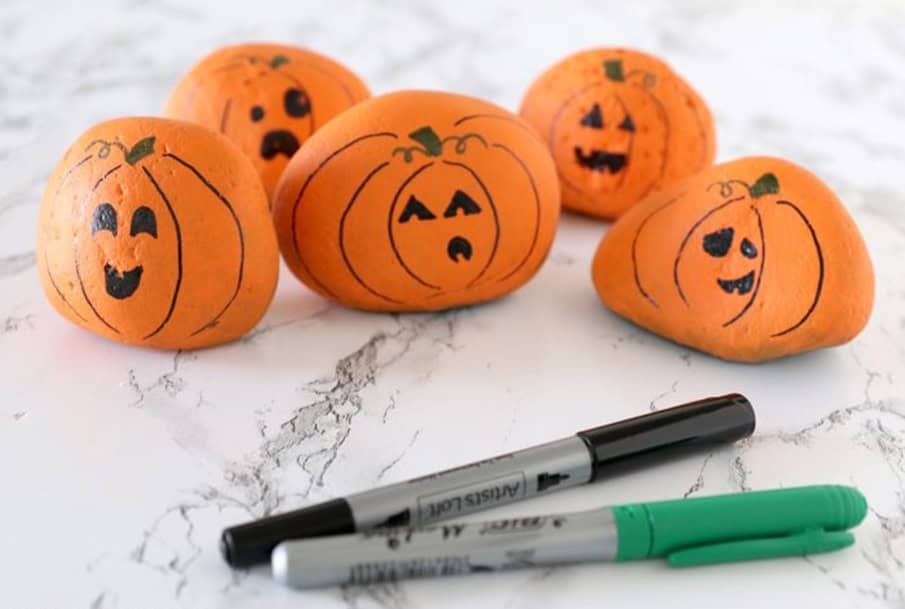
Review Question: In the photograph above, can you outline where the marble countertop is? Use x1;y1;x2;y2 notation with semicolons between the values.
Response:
3;0;905;607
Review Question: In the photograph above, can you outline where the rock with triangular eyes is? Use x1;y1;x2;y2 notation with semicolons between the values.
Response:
520;48;715;220
592;157;875;362
272;90;561;312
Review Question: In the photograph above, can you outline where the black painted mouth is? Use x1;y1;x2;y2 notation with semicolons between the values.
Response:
104;264;143;299
260;130;300;160
717;271;755;296
447;236;473;263
574;147;627;174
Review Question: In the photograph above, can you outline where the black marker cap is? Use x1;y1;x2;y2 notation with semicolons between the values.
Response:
220;498;354;568
578;393;755;481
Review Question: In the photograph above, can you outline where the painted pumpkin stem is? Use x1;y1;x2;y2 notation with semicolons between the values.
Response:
748;173;780;198
85;137;156;165
270;54;289;69
392;126;487;162
604;59;625;82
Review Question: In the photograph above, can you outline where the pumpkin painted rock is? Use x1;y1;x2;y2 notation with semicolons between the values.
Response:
37;117;279;350
272;90;560;311
520;48;715;220
592;157;874;362
164;43;370;199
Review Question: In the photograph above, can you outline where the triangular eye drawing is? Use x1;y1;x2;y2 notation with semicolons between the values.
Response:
702;227;734;257
398;195;437;223
580;104;603;129
619;114;635;132
444;190;482;218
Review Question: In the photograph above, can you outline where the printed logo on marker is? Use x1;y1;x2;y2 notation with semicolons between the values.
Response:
416;472;527;524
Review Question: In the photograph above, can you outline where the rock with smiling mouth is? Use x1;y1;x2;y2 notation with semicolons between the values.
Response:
590;156;875;363
104;264;143;300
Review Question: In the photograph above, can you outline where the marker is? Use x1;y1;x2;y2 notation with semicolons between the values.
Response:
272;485;867;588
221;393;755;567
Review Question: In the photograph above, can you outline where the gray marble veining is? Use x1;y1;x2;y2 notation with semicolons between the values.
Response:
2;0;904;607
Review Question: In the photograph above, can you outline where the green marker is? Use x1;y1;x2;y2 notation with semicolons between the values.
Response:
272;485;867;588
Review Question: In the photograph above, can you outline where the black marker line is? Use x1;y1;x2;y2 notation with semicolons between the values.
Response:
387;161;442;290
44;252;88;322
673;196;745;304
290;132;399;298
723;206;766;328
338;161;401;304
771;200;825;337
162;153;245;337
630;192;684;308
491;142;541;283
141;167;183;340
442;160;499;288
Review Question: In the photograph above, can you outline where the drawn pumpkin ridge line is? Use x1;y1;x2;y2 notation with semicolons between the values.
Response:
442;160;500;288
673;195;746;305
338;161;401;304
453;113;546;146
140;167;183;340
491;142;542;283
631;192;686;307
162;152;246;337
628;79;670;201
43;251;88;322
227;53;360;105
387;161;442;291
54;155;93;197
219;99;232;133
72;163;128;335
770;200;825;337
722;206;766;328
290;131;399;298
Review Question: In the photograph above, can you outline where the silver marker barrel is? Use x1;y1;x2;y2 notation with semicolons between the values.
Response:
221;394;754;567
272;510;618;588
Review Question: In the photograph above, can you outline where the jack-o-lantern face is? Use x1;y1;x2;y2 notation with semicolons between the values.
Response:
592;157;874;362
37;117;279;350
272;91;561;312
520;49;715;219
390;162;499;291
165;43;371;200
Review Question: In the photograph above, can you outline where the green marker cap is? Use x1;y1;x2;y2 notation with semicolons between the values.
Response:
613;485;867;567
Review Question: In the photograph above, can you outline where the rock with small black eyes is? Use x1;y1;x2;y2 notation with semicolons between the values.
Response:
592;156;875;362
36;117;279;349
165;42;370;200
271;90;561;312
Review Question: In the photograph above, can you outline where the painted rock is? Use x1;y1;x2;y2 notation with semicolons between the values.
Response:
520;48;715;219
164;43;370;199
37;117;279;350
272;90;561;311
592;157;874;362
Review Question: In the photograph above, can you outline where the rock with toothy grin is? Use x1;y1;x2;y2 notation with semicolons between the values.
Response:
717;270;755;295
104;263;143;299
573;147;627;174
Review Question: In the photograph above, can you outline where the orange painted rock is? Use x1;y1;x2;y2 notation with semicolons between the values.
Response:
592;157;874;362
37;117;279;350
164;43;370;199
520;48;715;219
272;90;561;311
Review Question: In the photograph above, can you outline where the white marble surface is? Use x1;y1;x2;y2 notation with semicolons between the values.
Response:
3;1;905;607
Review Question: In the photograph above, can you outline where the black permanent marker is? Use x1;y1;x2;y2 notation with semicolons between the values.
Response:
220;393;755;567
